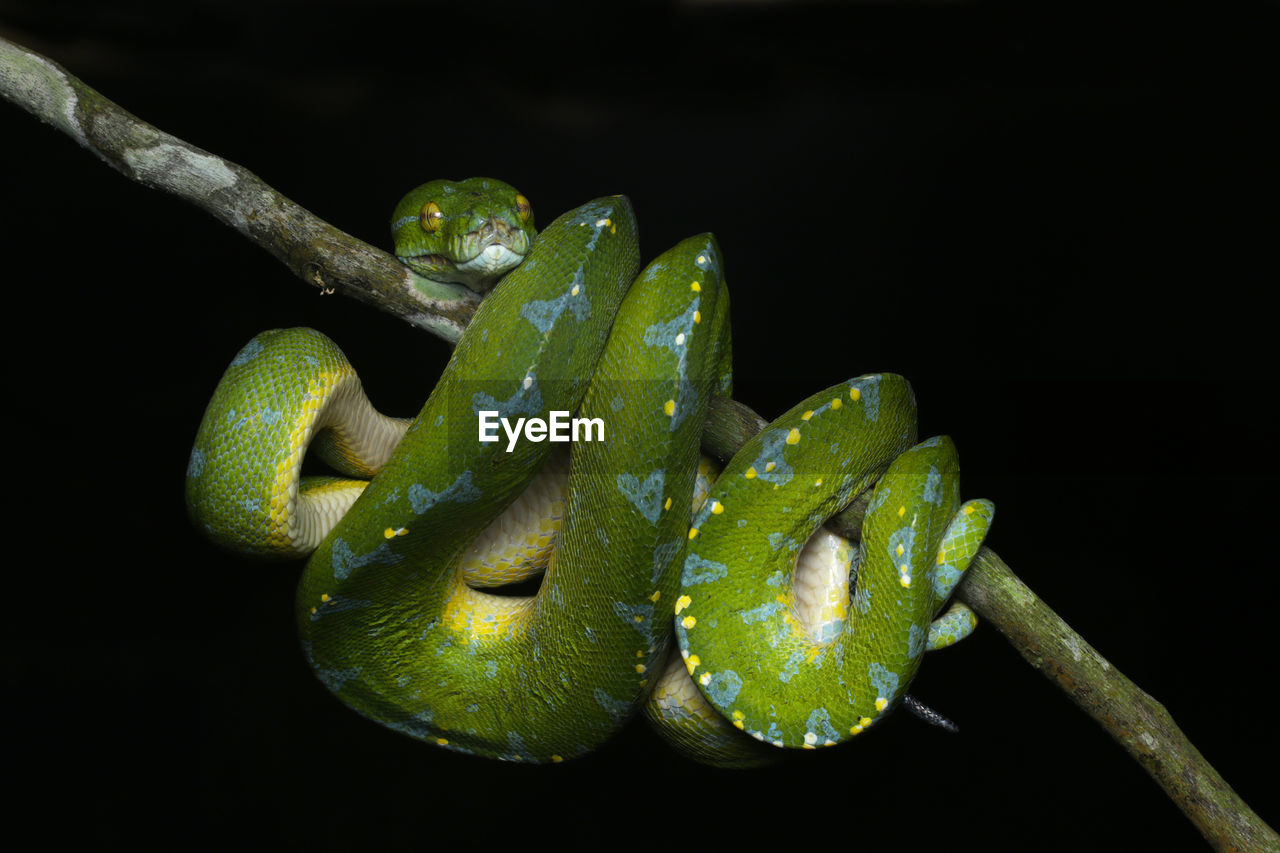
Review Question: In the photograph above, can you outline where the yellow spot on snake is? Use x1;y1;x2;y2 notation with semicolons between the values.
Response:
664;400;676;417
814;478;823;486
850;716;874;735
850;388;861;401
875;697;888;712
801;410;814;421
745;467;757;479
634;615;643;623
765;462;775;473
436;738;449;746
690;281;701;292
551;755;564;763
731;709;745;729
384;526;408;538
688;527;699;539
649;590;661;602
896;544;905;556
636;664;646;674
710;500;723;514
898;505;906;518
320;593;331;603
675;595;692;614
664;497;672;511
964;504;975;515
938;552;947;565
682;616;697;629
699;672;712;685
571;284;581;296
694;310;702;324
384;527;396;539
697;255;706;263
786;428;800;445
900;574;912;588
831;398;842;410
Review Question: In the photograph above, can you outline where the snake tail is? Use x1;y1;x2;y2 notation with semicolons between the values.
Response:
670;377;993;757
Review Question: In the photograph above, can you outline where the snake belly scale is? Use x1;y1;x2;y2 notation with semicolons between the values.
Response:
186;178;992;765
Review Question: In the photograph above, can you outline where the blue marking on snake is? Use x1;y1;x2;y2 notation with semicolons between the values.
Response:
331;537;402;580
616;469;666;524
682;553;729;586
703;670;743;706
409;471;482;514
230;338;263;366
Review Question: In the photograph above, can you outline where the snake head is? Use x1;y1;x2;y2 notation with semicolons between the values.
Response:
391;177;536;292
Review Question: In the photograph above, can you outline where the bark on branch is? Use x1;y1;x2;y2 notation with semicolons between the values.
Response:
0;35;481;343
3;35;1273;852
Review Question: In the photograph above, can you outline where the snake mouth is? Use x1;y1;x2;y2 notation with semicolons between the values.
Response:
403;251;453;269
400;243;528;289
399;219;531;291
455;242;528;275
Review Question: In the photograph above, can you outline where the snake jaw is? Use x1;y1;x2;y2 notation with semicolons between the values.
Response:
399;217;531;292
455;241;526;281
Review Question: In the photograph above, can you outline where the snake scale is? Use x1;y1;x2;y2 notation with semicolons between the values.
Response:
186;178;993;766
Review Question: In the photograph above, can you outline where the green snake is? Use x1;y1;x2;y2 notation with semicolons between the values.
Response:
186;178;993;766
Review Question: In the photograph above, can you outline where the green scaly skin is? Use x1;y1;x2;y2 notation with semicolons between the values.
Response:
391;177;535;290
187;179;992;766
300;189;730;761
676;425;984;751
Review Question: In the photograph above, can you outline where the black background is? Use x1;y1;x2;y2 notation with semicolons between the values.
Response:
2;1;1276;849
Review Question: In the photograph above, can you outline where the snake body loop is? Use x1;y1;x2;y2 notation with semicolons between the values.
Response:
187;179;992;765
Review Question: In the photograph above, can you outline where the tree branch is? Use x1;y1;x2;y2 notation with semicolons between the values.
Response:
3;35;1272;852
956;549;1276;852
0;35;480;343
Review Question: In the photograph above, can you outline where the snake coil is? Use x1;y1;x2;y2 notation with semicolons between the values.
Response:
187;178;992;766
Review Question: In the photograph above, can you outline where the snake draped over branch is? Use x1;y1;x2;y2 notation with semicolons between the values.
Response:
186;178;993;767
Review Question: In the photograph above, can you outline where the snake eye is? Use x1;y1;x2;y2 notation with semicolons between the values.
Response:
420;201;444;232
515;194;532;223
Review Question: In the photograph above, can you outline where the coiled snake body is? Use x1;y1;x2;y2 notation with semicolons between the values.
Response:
187;178;992;766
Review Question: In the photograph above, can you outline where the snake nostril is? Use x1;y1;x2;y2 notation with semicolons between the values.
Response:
479;218;512;245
